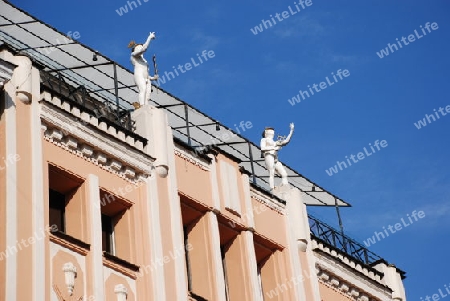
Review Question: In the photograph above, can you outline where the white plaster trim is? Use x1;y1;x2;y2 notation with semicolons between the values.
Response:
284;194;307;301
145;176;166;301
174;146;210;171
207;212;227;301
166;130;188;301
207;154;221;211
250;187;285;214
241;174;255;229
306;242;322;301
31;66;45;301
243;231;263;301
314;251;391;301
4;80;17;301
87;174;105;300
41;104;153;182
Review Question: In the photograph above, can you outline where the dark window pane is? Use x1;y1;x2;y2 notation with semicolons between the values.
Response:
184;226;192;291
49;189;65;232
101;214;113;254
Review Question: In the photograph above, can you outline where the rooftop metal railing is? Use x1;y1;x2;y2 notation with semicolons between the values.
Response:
308;214;382;266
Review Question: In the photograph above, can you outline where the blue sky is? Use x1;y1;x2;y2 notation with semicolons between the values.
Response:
8;0;450;299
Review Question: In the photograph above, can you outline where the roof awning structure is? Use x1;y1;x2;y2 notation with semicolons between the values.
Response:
0;0;350;207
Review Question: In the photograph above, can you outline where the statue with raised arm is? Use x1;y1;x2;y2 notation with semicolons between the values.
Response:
128;32;159;109
260;123;294;190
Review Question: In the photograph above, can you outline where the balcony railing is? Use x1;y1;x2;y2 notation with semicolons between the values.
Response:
308;214;383;266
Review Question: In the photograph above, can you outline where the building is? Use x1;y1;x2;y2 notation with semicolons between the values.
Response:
0;1;407;300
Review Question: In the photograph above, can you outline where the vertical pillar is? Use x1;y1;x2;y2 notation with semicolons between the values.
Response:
206;211;227;301
3;58;18;301
207;154;221;211
142;175;166;301
165;115;189;301
86;174;104;300
133;105;187;300
242;230;264;301
274;186;309;301
6;53;56;301
240;172;255;229
30;63;45;301
0;57;15;301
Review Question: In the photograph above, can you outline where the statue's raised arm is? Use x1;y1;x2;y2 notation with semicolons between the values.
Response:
276;123;295;147
131;32;155;57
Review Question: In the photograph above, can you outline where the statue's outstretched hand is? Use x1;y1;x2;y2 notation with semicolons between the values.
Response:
149;32;156;40
289;123;294;131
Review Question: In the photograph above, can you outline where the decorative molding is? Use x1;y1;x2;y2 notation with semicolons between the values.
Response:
312;238;384;283
114;284;128;301
62;262;77;296
314;250;392;301
41;103;154;183
250;187;285;215
103;253;139;280
0;58;16;88
174;147;210;171
49;232;90;256
317;267;375;301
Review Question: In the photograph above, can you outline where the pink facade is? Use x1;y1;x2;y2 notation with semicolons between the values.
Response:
0;2;407;300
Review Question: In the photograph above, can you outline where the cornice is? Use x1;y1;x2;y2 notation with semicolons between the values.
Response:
312;238;385;283
174;145;210;171
0;58;16;88
250;187;285;215
314;249;392;301
41;103;154;183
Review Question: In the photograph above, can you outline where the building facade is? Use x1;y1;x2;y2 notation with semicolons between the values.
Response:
0;1;406;300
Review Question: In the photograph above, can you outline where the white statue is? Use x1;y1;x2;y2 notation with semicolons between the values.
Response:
128;32;159;109
260;123;294;190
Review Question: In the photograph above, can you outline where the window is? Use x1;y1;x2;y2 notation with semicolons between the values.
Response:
48;164;83;237
180;200;204;295
49;189;65;232
101;214;115;255
99;189;133;262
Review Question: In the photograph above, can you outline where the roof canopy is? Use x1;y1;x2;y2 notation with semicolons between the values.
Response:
0;0;350;207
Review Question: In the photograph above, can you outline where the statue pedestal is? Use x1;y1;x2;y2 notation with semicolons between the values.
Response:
131;105;169;177
272;184;292;196
273;186;309;251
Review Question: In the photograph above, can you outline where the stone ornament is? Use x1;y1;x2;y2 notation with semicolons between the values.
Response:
62;262;77;296
114;284;128;301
